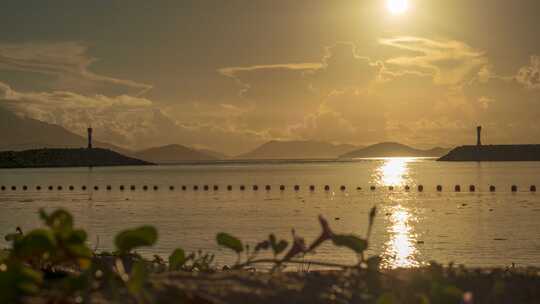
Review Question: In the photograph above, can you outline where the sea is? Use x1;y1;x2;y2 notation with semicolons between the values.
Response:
1;158;539;269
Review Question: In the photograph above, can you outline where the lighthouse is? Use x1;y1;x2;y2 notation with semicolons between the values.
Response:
476;126;482;146
87;127;93;149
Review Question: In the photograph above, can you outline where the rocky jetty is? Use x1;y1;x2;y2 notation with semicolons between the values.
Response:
0;148;153;168
438;145;540;161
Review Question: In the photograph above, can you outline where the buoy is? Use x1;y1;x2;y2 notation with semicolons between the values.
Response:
143;185;148;191
69;185;74;191
309;185;315;191
153;185;158;191
436;185;442;192
11;186;16;191
265;185;271;191
227;185;233;191
48;186;54;191
340;185;346;191
324;185;330;191
130;185;136;191
489;185;496;192
356;186;362;191
120;185;125;191
57;186;63;191
36;186;41;191
240;185;245;191
194;185;199;191
511;185;518;192
404;185;410;191
455;185;461;192
389;186;394;191
253;185;258;191
418;185;424;192
182;185;187;191
107;185;112;191
0;186;5;191
280;185;286;191
531;185;537;192
213;185;219;191
94;186;99;191
22;185;28;191
203;185;209;191
469;185;475;192
169;186;175;191
370;186;376;191
294;185;300;191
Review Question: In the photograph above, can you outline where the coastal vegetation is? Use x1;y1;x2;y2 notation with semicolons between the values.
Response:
1;208;539;303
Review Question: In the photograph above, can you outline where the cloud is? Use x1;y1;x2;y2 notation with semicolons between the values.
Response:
0;42;153;95
516;55;540;89
379;37;488;85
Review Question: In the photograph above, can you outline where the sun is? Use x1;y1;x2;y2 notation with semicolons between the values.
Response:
386;0;409;15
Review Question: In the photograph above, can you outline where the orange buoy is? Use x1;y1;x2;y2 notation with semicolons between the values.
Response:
107;185;112;191
280;185;286;191
469;185;475;192
309;185;315;191
511;185;518;192
153;185;158;191
389;186;394;191
36;186;41;191
455;185;461;192
182;185;187;191
489;185;496;192
120;185;125;191
22;185;28;191
0;186;5;191
11;186;16;191
294;185;300;191
213;185;219;191
57;186;63;191
130;185;136;191
227;185;233;191
253;185;259;191
240;185;245;191
340;185;346;191
530;185;536;192
203;185;209;191
370;186;376;191
265;185;271;191
404;185;410;191
94;186;99;191
82;186;87;191
169;185;175;191
143;185;148;191
325;185;330;191
69;185;74;191
418;185;424;192
436;185;442;192
194;185;199;191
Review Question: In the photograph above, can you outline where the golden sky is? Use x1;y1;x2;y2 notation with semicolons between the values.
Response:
1;0;539;154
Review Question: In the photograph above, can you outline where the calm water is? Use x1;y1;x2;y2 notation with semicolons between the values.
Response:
1;158;539;269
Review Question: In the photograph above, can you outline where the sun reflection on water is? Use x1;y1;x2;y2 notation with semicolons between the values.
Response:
382;205;421;269
374;157;414;187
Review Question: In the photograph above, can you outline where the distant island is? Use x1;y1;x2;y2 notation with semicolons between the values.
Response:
132;144;225;164
0;148;152;169
438;145;540;161
339;142;450;159
237;140;358;160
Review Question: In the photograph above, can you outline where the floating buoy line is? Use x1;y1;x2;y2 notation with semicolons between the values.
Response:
0;184;537;193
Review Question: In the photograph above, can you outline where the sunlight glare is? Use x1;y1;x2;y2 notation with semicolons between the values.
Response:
375;157;412;186
382;205;420;268
386;0;409;15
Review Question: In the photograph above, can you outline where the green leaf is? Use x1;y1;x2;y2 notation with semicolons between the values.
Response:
169;248;186;270
13;229;56;259
216;233;243;253
115;226;158;253
127;261;148;295
332;234;368;254
377;293;395;304
42;209;73;232
66;229;88;244
4;233;22;242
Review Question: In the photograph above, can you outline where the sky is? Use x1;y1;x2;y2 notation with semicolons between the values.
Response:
1;0;539;155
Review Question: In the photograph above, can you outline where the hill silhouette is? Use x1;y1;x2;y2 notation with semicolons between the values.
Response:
0;148;152;168
340;142;450;158
133;144;222;163
237;140;358;160
0;107;129;154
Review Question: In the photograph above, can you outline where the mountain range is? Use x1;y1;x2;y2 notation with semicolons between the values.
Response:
339;142;450;158
236;140;359;160
0;106;451;161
